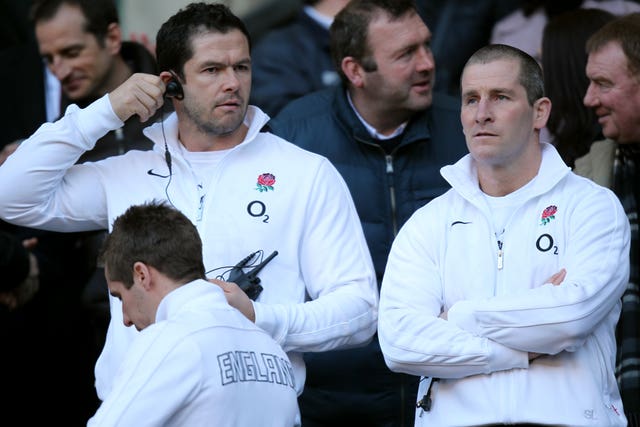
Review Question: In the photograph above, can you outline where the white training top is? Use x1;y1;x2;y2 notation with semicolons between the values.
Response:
88;279;300;426
0;96;378;400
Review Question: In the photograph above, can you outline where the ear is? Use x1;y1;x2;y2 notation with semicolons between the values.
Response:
532;97;551;131
104;22;122;56
132;261;153;291
159;71;174;85
341;56;366;88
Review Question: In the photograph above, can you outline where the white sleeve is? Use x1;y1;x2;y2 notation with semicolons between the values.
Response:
253;159;378;352
447;189;630;355
378;206;529;379
0;95;123;231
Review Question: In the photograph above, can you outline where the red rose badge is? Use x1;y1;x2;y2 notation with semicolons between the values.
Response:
256;173;276;192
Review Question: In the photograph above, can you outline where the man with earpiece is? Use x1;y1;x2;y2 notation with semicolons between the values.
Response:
0;2;378;417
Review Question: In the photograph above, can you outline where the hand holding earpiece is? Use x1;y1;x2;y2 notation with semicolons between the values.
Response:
108;73;166;123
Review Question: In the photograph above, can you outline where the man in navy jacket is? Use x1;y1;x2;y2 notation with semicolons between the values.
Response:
269;0;467;425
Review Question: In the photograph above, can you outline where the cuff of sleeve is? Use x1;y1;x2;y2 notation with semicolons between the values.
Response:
253;302;286;346
75;94;125;146
486;340;529;374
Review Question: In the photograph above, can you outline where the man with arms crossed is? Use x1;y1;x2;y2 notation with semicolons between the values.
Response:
379;44;630;426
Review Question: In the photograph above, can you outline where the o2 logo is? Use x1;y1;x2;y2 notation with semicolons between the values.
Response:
536;233;558;254
247;200;270;223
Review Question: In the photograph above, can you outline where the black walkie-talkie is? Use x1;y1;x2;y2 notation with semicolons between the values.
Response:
227;250;278;300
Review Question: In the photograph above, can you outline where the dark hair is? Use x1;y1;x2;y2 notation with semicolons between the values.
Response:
101;201;205;288
542;8;614;167
155;2;251;79
520;0;583;18
30;0;119;47
587;12;640;76
330;0;418;85
463;44;544;105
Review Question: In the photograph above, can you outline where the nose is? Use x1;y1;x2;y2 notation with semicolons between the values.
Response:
583;82;598;108
48;56;71;82
123;313;133;328
475;98;493;124
416;45;435;72
222;68;240;92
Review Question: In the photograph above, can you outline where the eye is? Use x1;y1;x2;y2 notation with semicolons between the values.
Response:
234;64;250;72
204;66;219;74
398;48;413;59
597;80;613;90
62;47;82;59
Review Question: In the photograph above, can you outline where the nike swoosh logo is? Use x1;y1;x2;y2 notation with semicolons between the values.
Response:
147;169;170;178
451;221;472;227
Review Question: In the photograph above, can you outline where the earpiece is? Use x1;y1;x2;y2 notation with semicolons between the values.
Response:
165;79;184;100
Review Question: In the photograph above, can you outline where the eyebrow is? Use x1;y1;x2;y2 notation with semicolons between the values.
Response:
490;87;516;96
199;58;251;68
462;87;516;98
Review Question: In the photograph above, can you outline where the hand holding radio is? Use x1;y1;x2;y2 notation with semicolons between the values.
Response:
227;250;278;300
209;251;278;322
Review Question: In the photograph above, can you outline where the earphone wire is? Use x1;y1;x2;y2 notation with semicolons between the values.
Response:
205;250;266;278
160;100;175;207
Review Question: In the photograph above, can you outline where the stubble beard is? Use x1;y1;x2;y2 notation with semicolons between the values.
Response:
185;101;247;137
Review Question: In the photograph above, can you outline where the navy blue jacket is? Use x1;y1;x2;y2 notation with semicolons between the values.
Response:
250;10;340;118
271;87;467;284
269;86;468;425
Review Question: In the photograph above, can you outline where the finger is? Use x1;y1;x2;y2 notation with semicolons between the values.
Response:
209;278;239;294
548;268;567;286
130;86;163;122
209;278;226;287
22;237;38;249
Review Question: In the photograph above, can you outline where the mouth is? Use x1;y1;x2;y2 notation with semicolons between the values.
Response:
62;76;87;94
216;98;242;111
595;111;610;124
474;131;498;138
412;79;431;92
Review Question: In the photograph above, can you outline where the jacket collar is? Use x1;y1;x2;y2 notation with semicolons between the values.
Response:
332;86;432;149
441;142;572;204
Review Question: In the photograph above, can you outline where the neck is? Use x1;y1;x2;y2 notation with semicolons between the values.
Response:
349;89;413;136
477;143;542;197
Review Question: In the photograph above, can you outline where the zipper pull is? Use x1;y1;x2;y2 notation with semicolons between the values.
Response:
196;184;205;222
385;154;394;173
497;240;503;270
417;378;439;413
